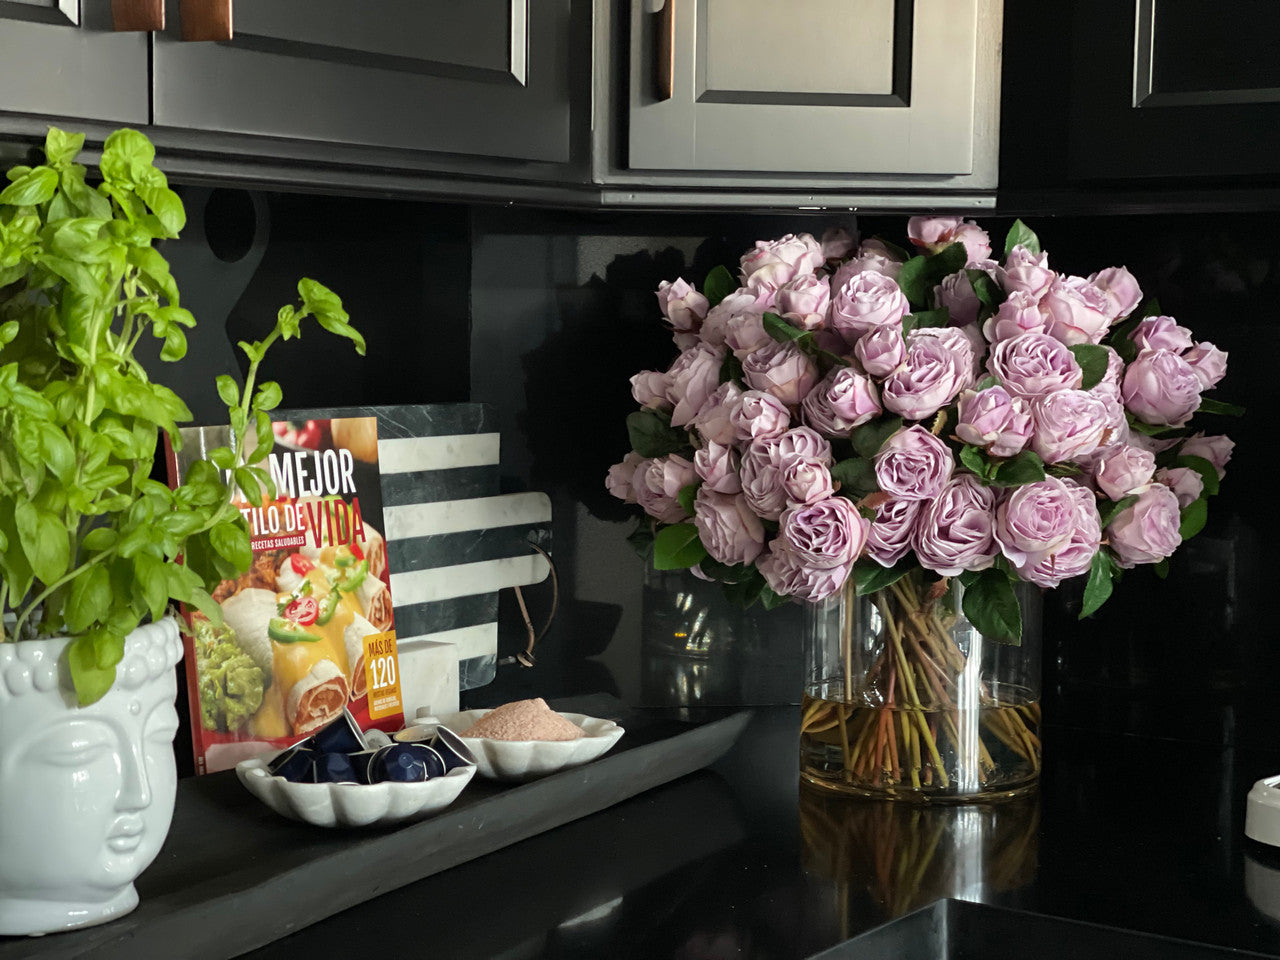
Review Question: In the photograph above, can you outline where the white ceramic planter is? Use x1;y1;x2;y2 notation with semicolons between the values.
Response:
0;620;184;936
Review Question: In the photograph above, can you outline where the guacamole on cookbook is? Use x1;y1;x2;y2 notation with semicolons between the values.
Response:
194;617;267;733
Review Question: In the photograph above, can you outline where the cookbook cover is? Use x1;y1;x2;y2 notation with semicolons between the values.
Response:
166;416;405;774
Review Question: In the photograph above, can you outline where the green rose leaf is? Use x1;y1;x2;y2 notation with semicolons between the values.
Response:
851;416;903;459
1069;343;1110;391
677;481;700;516
830;457;878;498
1179;497;1208;540
652;522;708;571
625;521;655;559
697;557;758;584
966;269;1005;310
853;557;915;595
626;409;690;459
1196;397;1245;417
760;586;791;611
1097;494;1138;529
762;311;809;343
992;450;1047;487
719;351;744;385
959;443;994;480
702;265;736;308
1175;454;1220;497
960;567;1022;645
1002;220;1041;258
901;307;950;337
1079;550;1115;619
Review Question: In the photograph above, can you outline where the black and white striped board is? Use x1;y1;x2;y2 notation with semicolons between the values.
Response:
277;404;552;714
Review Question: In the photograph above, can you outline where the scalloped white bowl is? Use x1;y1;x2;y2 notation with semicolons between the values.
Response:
436;710;624;783
235;755;475;828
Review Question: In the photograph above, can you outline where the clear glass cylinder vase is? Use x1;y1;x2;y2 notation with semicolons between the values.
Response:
801;570;1041;802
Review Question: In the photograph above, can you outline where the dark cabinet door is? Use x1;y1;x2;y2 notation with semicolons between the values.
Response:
1067;0;1280;181
151;0;572;164
0;0;149;125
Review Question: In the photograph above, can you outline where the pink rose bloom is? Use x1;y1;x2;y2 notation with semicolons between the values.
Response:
742;340;820;407
656;278;709;333
829;239;905;288
702;288;767;347
635;454;697;524
692;487;765;566
1099;345;1125;387
907;216;992;265
1108;483;1182;568
724;311;772;359
630;369;672;411
1155;466;1203;508
866;497;922;567
910;325;982;383
739;450;788;521
757;539;850;603
874;425;955;500
1183;342;1228;390
694;441;742;494
1030;389;1110;464
801;366;882;437
993;477;1079;569
913;474;999;577
690;381;745;446
1130;315;1193;354
934;271;981;326
1042;275;1113;346
780;496;869;568
772;426;833;465
740;233;824;295
855;326;907;378
1092;443;1156;500
782;456;835;506
605;451;645;503
666;342;726;428
1179;433;1234;479
956;386;1033;457
1018;483;1100;588
1121;349;1202;427
982;290;1049;344
881;334;967;421
821;225;857;261
1087;378;1130;449
730;389;791;442
1089;266;1142;320
987;333;1083;400
831;272;909;344
997;245;1054;300
775;273;832;331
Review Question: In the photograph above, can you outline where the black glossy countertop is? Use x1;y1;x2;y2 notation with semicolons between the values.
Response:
236;705;1280;959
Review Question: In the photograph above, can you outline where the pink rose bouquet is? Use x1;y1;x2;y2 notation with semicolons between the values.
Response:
607;218;1239;641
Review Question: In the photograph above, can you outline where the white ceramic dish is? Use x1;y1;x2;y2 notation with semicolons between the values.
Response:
235;754;475;828
435;710;624;783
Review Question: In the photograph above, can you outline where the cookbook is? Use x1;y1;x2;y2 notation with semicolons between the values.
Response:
166;415;405;774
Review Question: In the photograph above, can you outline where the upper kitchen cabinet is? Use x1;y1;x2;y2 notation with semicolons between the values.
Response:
597;0;1004;199
151;0;573;165
1066;0;1280;181
0;0;148;125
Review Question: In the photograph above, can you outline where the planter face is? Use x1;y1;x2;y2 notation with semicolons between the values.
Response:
0;620;183;936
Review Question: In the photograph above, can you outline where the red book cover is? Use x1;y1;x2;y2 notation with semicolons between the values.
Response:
165;415;404;774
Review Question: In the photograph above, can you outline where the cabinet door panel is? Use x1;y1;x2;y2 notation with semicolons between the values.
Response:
628;0;980;176
0;0;149;124
152;0;570;163
1070;0;1280;180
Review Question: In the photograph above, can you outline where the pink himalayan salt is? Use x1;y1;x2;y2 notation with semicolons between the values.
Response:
459;698;585;742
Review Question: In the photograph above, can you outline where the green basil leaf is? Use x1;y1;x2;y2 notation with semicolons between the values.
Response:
81;527;119;552
14;501;70;586
216;375;240;409
44;127;85;166
652;522;708;570
254;380;282;412
209;520;252;572
67;633;118;706
0;166;57;206
65;563;112;633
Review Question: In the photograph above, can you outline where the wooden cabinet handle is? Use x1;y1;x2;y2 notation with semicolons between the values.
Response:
180;0;232;41
654;0;674;101
112;0;163;31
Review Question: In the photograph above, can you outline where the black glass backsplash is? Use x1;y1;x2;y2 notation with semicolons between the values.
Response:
163;192;1274;761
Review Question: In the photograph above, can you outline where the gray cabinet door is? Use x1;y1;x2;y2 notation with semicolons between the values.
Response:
626;0;995;181
0;0;149;125
151;0;572;164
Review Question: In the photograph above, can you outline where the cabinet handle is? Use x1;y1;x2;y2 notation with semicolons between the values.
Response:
112;0;163;31
180;0;232;41
654;0;674;101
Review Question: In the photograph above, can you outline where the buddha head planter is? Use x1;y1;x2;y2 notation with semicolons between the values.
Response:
0;621;183;936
